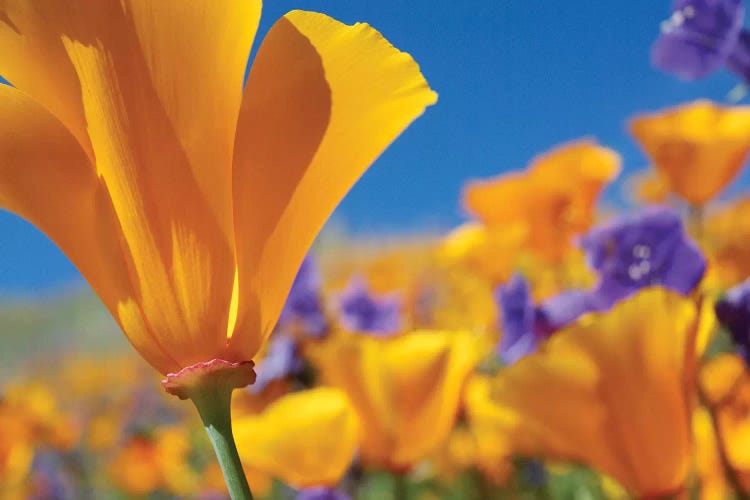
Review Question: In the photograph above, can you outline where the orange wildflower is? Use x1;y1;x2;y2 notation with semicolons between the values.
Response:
309;330;488;471
463;140;620;264
699;353;750;492
0;2;436;375
630;100;750;206
466;288;707;498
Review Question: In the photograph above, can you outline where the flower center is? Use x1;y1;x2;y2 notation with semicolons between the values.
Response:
627;244;653;282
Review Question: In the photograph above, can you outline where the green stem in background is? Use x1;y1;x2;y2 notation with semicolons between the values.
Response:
190;384;253;500
393;473;409;500
688;203;704;245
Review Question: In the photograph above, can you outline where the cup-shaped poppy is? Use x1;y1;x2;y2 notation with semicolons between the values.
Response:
108;426;198;497
0;407;34;496
0;2;436;377
699;353;750;490
630;100;750;206
308;330;488;470
693;406;731;500
705;197;750;289
233;387;359;489
439;222;526;284
463;140;620;264
465;288;709;498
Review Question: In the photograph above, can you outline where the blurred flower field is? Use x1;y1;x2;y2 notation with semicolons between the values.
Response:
7;101;750;498
7;0;750;499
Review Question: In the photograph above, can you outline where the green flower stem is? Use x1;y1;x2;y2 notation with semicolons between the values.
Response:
190;383;254;500
394;473;409;500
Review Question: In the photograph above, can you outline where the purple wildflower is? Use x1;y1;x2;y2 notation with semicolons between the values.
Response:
651;0;749;81
337;277;402;336
536;290;598;337
278;255;328;338
728;30;750;80
251;334;304;393
715;279;750;363
496;275;538;364
496;276;594;364
581;207;706;308
296;487;352;500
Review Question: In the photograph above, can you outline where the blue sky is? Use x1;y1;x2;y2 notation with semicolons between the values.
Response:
0;0;747;292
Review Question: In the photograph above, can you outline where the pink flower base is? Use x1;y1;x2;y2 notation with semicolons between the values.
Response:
161;359;256;400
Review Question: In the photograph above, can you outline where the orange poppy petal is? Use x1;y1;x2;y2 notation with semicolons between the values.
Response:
56;2;263;367
231;10;437;357
309;331;486;469
474;288;701;497
234;387;359;488
629;100;750;206
0;1;93;153
0;85;176;372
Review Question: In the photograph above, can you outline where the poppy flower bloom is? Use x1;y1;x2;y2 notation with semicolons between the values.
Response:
108;426;197;497
308;330;488;471
699;353;750;492
581;207;706;309
233;388;359;489
630;101;750;206
439;222;526;284
705;197;750;288
467;288;712;498
0;2;436;377
693;406;731;500
463;140;620;264
651;0;746;80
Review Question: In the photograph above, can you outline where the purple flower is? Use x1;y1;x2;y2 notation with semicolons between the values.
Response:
278;256;328;338
297;487;351;500
337;277;402;336
727;30;750;80
496;275;538;364
715;279;750;363
536;290;598;337
581;207;706;308
496;276;594;364
251;334;304;393
651;0;749;81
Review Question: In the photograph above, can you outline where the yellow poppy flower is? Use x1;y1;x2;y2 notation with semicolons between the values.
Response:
0;408;34;497
693;406;730;500
462;140;620;264
626;168;673;205
308;330;489;470
108;426;198;497
439;222;526;284
699;353;750;492
466;288;705;498
629;100;750;206
704;197;750;290
0;2;436;375
233;387;358;489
